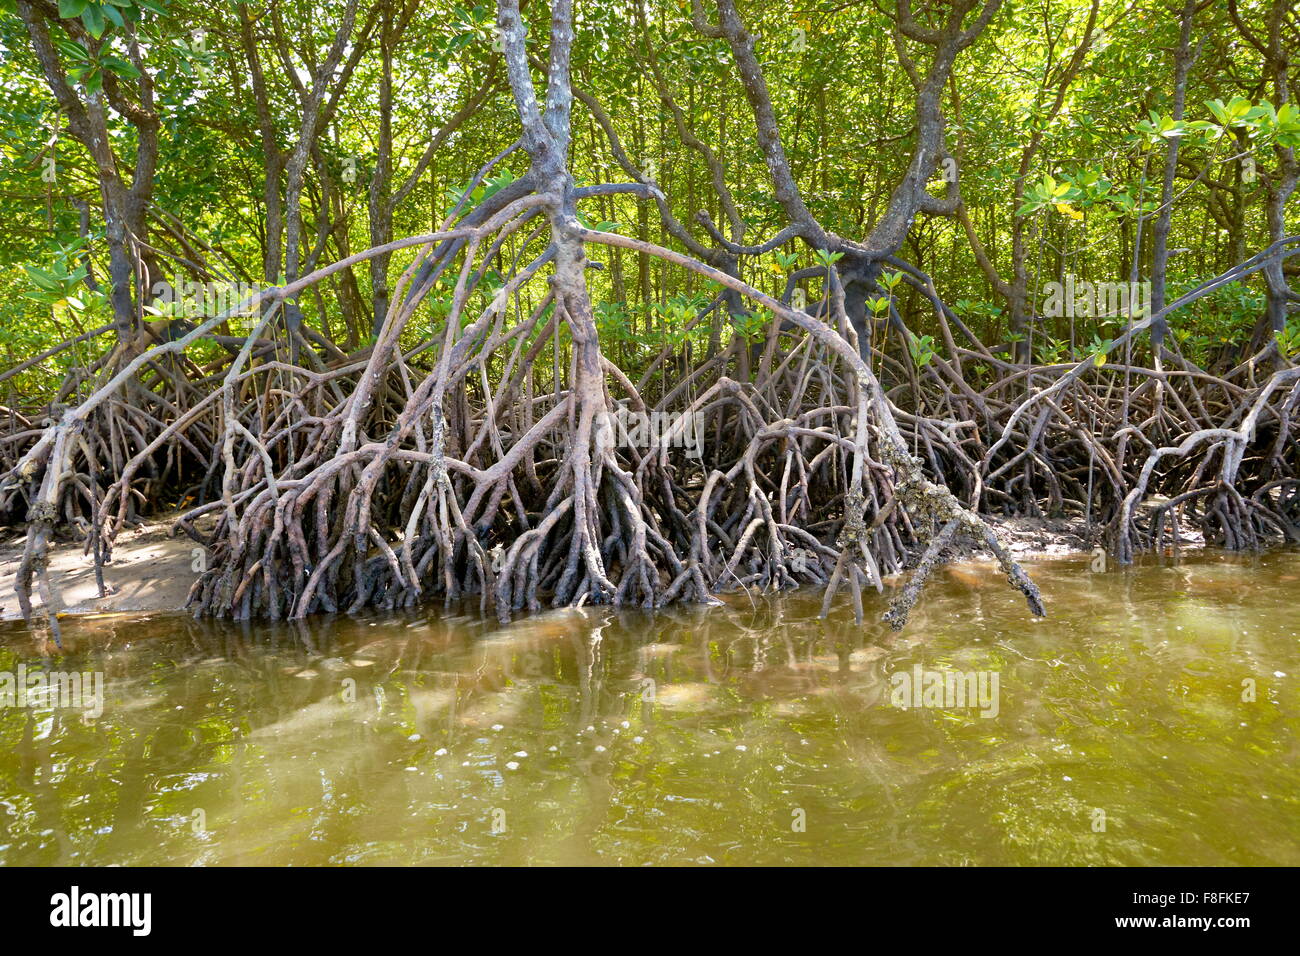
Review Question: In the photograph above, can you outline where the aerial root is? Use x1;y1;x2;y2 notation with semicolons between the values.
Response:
2;228;1296;631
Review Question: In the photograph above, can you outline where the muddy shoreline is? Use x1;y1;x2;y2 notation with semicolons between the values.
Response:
0;511;1198;622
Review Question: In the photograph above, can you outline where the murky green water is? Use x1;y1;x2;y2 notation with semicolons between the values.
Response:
0;550;1296;866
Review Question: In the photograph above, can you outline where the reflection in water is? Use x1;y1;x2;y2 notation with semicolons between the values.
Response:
0;550;1296;865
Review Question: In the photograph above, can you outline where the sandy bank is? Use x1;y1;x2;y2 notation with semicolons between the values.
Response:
0;514;200;621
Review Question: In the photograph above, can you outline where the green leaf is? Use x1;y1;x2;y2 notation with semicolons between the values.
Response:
24;266;64;293
1227;96;1252;119
81;4;106;38
58;0;89;18
53;37;90;61
101;56;141;79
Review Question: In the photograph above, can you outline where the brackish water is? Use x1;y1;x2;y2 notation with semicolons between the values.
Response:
0;550;1296;866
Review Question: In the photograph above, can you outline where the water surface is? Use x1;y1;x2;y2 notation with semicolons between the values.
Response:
1;550;1296;865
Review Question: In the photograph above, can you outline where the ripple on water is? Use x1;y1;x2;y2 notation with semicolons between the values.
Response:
0;549;1296;865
